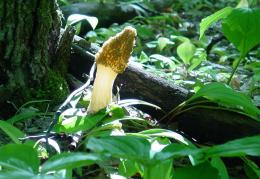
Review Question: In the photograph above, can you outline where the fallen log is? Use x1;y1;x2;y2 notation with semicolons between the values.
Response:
69;37;260;144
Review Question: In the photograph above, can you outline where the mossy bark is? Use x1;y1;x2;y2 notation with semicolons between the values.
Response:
0;1;71;117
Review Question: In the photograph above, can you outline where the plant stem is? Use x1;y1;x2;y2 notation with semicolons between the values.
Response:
227;55;245;85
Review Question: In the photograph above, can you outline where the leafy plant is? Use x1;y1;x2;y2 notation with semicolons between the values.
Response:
199;3;260;84
162;82;260;121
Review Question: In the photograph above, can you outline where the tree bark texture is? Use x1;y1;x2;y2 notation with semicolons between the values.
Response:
0;1;73;117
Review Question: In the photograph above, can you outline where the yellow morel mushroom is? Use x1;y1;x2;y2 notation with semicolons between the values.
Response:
87;26;137;114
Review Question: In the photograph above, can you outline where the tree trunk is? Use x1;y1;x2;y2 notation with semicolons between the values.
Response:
0;1;73;118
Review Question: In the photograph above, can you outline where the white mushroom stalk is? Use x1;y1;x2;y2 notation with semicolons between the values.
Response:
87;26;137;114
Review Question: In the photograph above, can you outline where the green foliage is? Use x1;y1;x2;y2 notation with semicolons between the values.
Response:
1;1;260;178
0;120;25;144
41;152;101;173
66;14;98;35
199;7;233;39
177;39;196;65
222;7;260;56
188;82;260;120
0;144;39;173
173;162;220;179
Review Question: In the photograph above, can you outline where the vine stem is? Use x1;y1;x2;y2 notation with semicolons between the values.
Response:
227;54;245;85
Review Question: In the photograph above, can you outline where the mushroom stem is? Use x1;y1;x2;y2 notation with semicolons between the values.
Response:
87;64;117;114
86;26;136;114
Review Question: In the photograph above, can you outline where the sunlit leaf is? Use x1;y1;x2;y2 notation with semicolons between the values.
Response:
150;54;176;70
222;7;260;56
188;82;260;120
86;136;151;162
154;143;200;161
41;153;101;173
177;40;196;65
157;37;174;51
205;135;260;157
138;129;194;146
54;108;107;133
66;14;98;30
117;99;161;110
199;7;233;39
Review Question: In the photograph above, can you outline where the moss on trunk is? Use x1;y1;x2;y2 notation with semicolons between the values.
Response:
0;0;71;117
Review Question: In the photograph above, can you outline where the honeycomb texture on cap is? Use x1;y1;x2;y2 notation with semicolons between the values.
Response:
95;26;137;73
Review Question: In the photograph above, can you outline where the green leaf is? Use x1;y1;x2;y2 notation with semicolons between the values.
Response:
188;82;260;120
157;37;174;51
41;153;101;173
138;128;194;146
177;40;196;65
199;7;233;39
237;0;249;8
7;110;42;124
150;54;176;70
0;171;34;179
66;14;98;30
0;172;61;179
0;144;39;173
173;162;220;179
119;159;139;177
139;51;150;63
210;157;229;179
86;136;151;162
205;135;260;157
243;158;260;179
222;8;260;56
0;120;25;144
154;143;200;161
144;159;173;179
54;108;107;133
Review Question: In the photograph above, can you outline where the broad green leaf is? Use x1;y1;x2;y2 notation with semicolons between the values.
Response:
199;7;233;39
0;144;39;173
54;108;107;133
138;128;194;146
205;135;260;157
7;110;44;124
150;54;176;70
55;105;125;133
0;120;25;144
157;37;174;51
119;159;139;177
188;82;260;120
117;99;161;110
237;0;249;8
41;153;101;173
144;159;173;179
210;157;229;179
243;158;260;179
177;40;196;65
0;171;34;179
86;136;151;162
0;172;61;179
173;162;220;179
139;51;150;63
154;143;201;161
66;14;98;30
222;8;260;56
